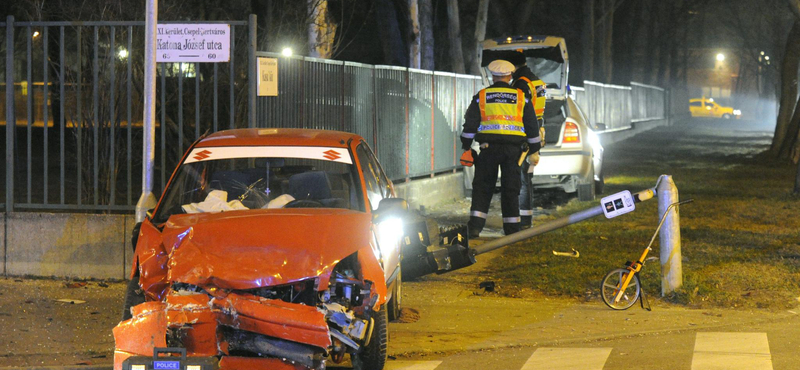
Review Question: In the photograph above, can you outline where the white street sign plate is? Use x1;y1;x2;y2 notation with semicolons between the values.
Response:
601;190;635;219
157;24;230;63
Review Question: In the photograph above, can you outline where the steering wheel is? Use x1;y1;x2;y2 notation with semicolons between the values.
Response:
284;199;324;208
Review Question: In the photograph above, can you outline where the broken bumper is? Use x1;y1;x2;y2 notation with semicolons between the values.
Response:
114;292;331;370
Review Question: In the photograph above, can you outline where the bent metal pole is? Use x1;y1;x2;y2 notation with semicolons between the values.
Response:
471;188;656;256
135;0;159;223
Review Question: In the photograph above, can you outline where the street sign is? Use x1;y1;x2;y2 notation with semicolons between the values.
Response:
257;57;278;96
156;24;230;63
601;190;635;219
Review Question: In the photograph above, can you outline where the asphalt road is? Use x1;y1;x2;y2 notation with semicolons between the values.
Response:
383;117;796;370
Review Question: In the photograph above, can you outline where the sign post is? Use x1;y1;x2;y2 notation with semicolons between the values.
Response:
136;0;158;223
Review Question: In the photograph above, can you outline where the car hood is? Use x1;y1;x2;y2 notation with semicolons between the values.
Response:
161;209;373;290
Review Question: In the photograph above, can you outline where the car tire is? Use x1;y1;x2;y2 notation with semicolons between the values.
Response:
121;274;145;321
595;173;605;195
722;113;731;119
353;305;388;370
387;270;402;322
577;166;596;201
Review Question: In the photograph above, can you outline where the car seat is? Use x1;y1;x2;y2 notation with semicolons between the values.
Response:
287;171;346;208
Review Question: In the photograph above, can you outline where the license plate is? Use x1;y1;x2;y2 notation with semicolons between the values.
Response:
153;361;180;370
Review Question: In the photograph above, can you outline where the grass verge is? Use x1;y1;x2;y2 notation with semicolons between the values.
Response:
485;122;800;310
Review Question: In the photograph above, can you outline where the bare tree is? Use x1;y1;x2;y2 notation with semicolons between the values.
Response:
375;0;408;66
307;0;337;58
582;0;595;81
467;0;490;75
408;0;421;69
419;0;434;70
446;0;466;74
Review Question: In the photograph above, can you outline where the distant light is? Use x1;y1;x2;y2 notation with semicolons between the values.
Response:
764;55;770;61
32;31;40;38
117;49;129;59
506;37;512;42
760;51;765;55
281;47;293;57
527;36;532;41
716;53;725;62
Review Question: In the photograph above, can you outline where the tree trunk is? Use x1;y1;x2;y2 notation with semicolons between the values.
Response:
445;0;466;74
307;0;337;58
408;0;421;69
419;0;434;70
375;0;408;66
782;96;800;161
468;0;490;75
514;1;536;34
582;0;595;82
601;0;614;83
772;20;800;155
642;0;657;84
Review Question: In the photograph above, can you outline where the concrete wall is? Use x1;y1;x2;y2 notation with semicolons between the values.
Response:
1;212;134;280
394;172;464;211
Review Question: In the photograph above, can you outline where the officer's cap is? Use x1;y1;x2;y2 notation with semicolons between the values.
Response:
488;60;514;76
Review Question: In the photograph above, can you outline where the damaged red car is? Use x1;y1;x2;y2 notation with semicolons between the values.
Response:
114;128;406;370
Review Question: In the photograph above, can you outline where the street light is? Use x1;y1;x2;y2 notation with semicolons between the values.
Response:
32;31;40;38
281;47;293;57
764;56;770;61
716;53;725;62
118;48;129;59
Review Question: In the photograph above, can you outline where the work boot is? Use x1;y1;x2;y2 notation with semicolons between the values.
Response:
520;216;532;229
503;223;521;235
467;216;486;238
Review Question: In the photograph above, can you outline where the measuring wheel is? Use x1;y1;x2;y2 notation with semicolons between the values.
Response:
600;268;641;310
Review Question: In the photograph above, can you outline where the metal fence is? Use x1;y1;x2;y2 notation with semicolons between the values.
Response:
254;52;482;181
1;16;254;212
572;80;665;131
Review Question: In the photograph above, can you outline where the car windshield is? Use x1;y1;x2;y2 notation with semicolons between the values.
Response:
153;146;363;223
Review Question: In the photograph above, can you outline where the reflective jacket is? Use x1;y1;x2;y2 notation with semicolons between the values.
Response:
517;76;546;121
460;81;540;152
478;87;526;137
512;66;547;124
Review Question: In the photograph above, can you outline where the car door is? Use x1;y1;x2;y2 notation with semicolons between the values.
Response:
355;143;400;283
689;100;703;117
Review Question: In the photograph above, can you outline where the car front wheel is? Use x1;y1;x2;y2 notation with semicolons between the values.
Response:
722;113;732;119
387;270;402;322
353;305;388;370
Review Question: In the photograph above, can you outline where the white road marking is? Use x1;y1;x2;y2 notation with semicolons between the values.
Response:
384;360;442;370
521;347;612;370
692;332;773;370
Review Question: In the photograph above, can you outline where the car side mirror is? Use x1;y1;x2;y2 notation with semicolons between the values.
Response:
373;198;408;223
595;123;607;131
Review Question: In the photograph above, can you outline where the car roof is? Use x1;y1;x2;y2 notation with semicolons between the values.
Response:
196;128;361;148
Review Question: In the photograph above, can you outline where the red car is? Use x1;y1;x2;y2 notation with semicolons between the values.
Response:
114;129;406;370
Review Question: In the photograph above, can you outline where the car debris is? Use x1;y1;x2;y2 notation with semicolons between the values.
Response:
552;249;580;258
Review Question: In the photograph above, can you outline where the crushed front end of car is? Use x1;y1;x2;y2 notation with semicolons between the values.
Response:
113;211;388;370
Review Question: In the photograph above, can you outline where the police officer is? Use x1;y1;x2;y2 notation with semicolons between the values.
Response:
460;60;541;237
510;52;547;228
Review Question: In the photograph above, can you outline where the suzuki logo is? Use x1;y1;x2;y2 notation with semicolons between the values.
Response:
193;150;212;161
322;150;341;161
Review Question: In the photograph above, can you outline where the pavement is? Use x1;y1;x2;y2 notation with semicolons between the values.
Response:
3;118;798;370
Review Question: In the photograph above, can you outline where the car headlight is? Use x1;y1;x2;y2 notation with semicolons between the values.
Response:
377;217;404;260
733;109;741;115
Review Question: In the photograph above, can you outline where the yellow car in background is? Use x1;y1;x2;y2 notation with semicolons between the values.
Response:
689;97;741;119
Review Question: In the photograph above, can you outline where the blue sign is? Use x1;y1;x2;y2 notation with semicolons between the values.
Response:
153;361;181;370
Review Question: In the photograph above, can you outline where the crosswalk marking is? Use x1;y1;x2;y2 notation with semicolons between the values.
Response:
691;332;773;370
385;360;442;370
520;348;612;370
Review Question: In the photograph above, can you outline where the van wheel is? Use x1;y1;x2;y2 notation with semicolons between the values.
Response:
352;305;388;370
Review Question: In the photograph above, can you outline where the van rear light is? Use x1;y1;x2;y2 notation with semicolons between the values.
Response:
563;121;580;143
